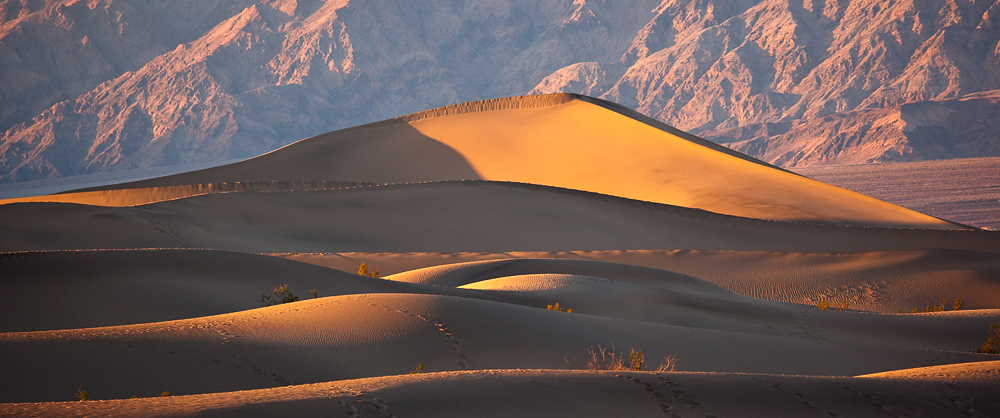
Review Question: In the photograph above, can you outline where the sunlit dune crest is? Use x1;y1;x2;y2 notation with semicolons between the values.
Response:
2;95;999;417
2;94;960;229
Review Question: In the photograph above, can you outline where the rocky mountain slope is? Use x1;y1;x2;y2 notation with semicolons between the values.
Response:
1;0;998;182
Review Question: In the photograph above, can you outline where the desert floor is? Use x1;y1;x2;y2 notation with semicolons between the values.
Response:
2;94;998;417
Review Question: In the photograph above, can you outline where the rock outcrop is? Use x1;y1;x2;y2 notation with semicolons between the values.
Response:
2;0;998;181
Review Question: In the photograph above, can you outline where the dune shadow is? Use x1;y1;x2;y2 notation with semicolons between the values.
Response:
69;120;483;191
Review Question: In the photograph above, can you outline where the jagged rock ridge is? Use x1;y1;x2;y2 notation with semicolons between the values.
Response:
1;0;999;181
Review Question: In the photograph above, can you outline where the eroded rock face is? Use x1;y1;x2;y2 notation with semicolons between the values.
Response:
1;0;998;181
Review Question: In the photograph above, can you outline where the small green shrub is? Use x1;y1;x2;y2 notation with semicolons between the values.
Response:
358;262;380;278
976;323;1000;354
410;364;424;374
75;387;88;401
260;284;300;307
547;302;572;313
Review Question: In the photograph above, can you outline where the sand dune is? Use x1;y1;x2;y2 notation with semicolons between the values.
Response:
1;181;996;255
1;291;997;404
6;365;1000;418
6;94;958;229
0;249;511;332
2;95;998;417
281;249;1000;312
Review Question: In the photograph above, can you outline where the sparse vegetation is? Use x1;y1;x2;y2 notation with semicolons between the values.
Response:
75;387;88;401
586;345;676;372
161;391;170;397
358;262;380;278
912;298;962;313
814;298;850;311
260;284;300;307
310;289;318;298
410;364;424;374
976;323;1000;354
547;302;572;313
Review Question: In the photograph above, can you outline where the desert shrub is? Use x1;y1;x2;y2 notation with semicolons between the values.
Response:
75;387;88;401
260;284;300;307
358;262;380;278
586;346;676;372
310;289;318;298
815;298;849;311
976;323;1000;354
912;298;960;313
547;302;572;313
161;391;170;397
410;364;424;374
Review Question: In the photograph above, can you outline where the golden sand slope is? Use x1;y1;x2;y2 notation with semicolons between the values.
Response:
5;366;999;418
2;94;959;229
280;249;1000;312
1;182;996;254
1;290;996;403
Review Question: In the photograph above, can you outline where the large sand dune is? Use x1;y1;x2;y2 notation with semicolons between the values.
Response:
4;94;959;229
1;181;996;254
2;95;998;416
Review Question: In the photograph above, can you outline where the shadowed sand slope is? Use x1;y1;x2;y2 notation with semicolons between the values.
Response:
5;366;1000;418
1;291;997;404
281;249;1000;312
0;249;515;332
0;181;997;254
7;95;958;229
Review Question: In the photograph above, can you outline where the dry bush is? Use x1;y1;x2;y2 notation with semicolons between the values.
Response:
547;302;571;313
358;262;380;278
912;298;961;313
75;387;88;401
814;298;849;311
586;346;676;372
976;323;1000;354
260;284;300;306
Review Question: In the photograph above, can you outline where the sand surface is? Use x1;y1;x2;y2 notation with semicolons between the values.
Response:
797;157;1000;230
279;249;1000;312
2;95;959;229
4;367;1000;418
1;182;997;254
2;95;998;416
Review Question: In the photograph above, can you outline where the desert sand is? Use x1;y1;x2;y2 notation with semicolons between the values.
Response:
797;156;1000;230
2;95;962;229
1;94;998;417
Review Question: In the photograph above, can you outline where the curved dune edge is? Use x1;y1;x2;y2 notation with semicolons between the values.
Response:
11;94;961;228
279;248;1000;312
857;360;1000;380
403;95;961;229
4;368;999;418
0;180;372;207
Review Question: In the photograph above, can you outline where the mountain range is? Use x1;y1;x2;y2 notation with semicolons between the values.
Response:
1;0;999;182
